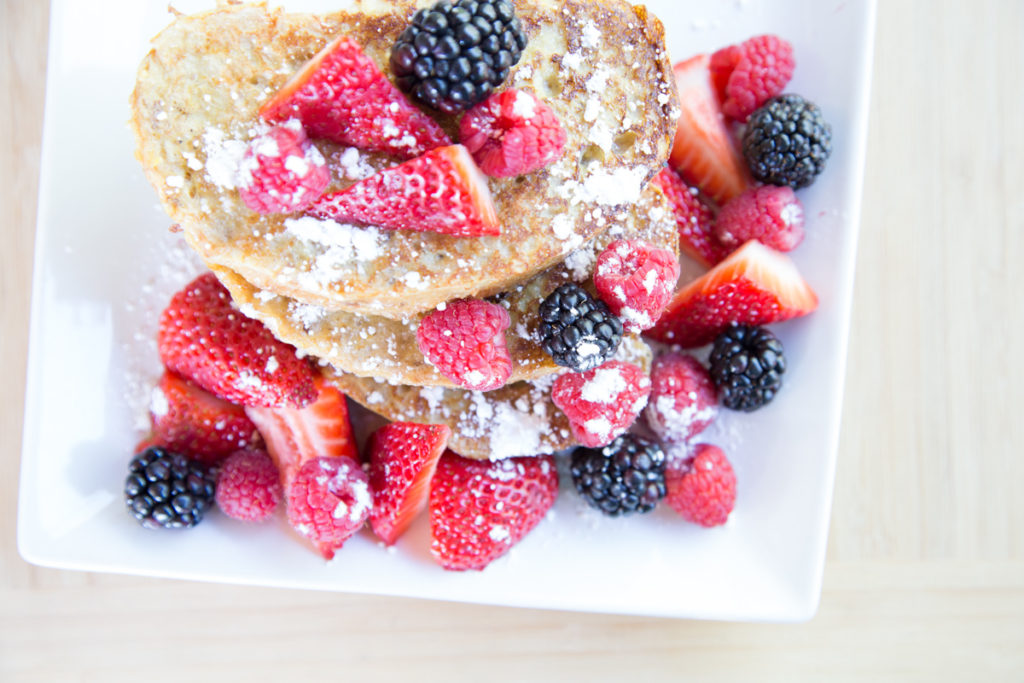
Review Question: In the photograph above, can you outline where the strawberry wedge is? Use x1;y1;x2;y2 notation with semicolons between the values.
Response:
246;376;366;559
669;54;751;205
367;422;451;545
260;35;451;159
651;166;731;268
308;144;501;237
645;240;818;348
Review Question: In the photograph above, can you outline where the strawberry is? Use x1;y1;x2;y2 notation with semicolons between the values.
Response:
158;273;317;409
246;376;364;559
367;422;451;545
149;370;261;463
668;55;751;205
429;451;559;571
308;144;500;237
259;35;450;159
244;375;359;486
645;240;818;348
651;166;730;267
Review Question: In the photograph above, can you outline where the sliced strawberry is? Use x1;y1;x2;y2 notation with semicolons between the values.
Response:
245;375;358;485
367;422;451;545
158;273;317;409
308;144;500;237
651;167;730;268
246;376;363;559
259;35;450;159
668;54;751;205
287;455;371;559
645;240;818;348
429;451;559;571
149;370;261;463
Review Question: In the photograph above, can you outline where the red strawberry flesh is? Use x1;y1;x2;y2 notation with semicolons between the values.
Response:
150;370;260;463
645;240;818;348
668;55;750;205
368;422;451;545
651;167;731;268
307;144;500;237
429;451;559;571
245;375;359;486
158;273;317;409
260;35;450;159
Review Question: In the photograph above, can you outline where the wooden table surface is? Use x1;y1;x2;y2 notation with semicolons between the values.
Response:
3;1;1022;680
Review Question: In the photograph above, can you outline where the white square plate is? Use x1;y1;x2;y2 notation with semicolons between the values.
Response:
18;0;875;621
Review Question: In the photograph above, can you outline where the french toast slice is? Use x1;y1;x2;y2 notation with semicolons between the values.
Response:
325;336;653;460
213;180;678;388
131;0;679;320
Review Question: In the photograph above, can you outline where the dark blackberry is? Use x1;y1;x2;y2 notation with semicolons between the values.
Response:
708;324;786;411
570;434;667;516
539;283;623;373
124;447;216;529
742;94;832;189
390;0;527;115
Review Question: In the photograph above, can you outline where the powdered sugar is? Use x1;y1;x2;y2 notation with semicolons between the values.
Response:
580;366;626;403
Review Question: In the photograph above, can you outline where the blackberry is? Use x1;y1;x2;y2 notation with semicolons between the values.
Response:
742;94;832;189
390;0;527;114
124;447;216;529
708;324;786;411
539;283;623;373
570;434;667;516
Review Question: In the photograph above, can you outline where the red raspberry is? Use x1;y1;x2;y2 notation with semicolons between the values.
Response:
593;240;680;334
459;89;567;178
651;167;730;268
713;185;805;252
644;353;717;444
214;449;282;522
237;120;330;215
710;35;795;122
415;299;512;391
665;444;736;527
286;455;371;560
551;361;652;448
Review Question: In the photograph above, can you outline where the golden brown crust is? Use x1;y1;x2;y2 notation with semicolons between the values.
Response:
325;336;653;460
213;180;678;388
131;0;679;319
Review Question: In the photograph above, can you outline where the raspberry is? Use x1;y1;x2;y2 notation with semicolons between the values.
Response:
593;239;680;334
644;353;717;445
713;185;804;252
459;89;567;178
665;444;736;527
286;456;371;560
710;35;795;123
651;167;730;268
416;299;512;391
237;120;330;215
214;449;282;522
551;360;651;448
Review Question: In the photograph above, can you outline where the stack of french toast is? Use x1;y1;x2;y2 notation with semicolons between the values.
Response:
130;0;683;460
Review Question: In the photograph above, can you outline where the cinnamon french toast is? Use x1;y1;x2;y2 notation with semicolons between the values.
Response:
130;0;679;320
212;180;678;388
325;336;652;460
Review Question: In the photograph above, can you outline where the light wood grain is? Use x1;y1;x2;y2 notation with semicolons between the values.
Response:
2;1;1023;680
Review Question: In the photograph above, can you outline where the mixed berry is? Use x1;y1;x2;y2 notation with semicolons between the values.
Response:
123;6;837;571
